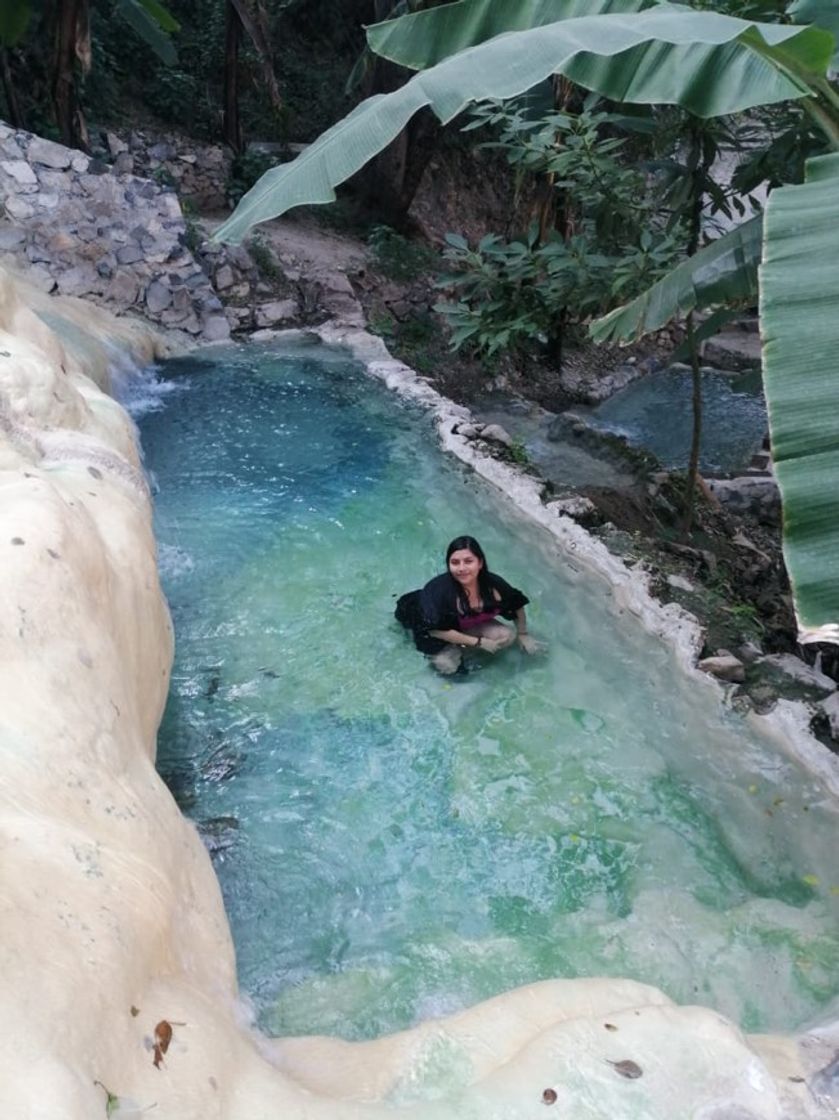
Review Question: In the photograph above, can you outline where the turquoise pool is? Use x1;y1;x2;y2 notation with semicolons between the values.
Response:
135;341;839;1042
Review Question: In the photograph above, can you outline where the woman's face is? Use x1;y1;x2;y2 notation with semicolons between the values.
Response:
448;548;482;585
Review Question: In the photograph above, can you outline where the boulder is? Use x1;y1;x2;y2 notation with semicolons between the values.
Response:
757;654;836;696
481;423;514;448
201;315;232;342
56;264;100;297
1;159;38;186
706;476;781;524
698;654;746;683
145;279;172;314
4;194;34;220
254;299;298;328
550;496;600;527
820;691;839;739
28;136;73;169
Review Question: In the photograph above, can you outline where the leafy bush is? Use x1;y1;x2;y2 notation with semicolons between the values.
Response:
227;150;280;206
367;225;438;282
434;99;682;362
435;226;679;358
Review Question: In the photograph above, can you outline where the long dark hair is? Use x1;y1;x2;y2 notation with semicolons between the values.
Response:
445;535;493;611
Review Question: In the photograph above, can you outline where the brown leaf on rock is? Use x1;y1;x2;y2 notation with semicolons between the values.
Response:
130;1006;140;1017
607;1058;643;1079
542;1087;558;1105
604;1022;618;1031
152;1020;173;1068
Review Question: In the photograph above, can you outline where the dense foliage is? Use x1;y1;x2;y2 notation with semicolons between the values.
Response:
0;0;370;145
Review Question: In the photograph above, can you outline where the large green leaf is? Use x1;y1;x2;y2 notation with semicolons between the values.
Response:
590;216;763;344
113;0;179;64
367;0;657;70
761;151;839;643
788;0;839;68
216;7;831;243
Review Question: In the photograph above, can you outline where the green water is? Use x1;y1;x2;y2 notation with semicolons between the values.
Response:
136;341;839;1042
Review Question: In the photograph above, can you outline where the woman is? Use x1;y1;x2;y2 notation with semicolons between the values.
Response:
396;536;544;674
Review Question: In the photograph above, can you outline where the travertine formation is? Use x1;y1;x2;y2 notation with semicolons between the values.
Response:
1;266;837;1119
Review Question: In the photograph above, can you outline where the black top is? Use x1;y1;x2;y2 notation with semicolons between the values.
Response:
395;571;529;654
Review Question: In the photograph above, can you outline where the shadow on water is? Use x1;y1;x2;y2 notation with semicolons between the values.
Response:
132;341;839;1042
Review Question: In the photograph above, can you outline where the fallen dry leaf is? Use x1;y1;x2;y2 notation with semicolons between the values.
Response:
153;1021;173;1069
542;1087;558;1105
607;1058;643;1079
604;1022;618;1031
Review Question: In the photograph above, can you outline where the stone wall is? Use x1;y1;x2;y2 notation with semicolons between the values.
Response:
0;122;230;343
102;127;232;211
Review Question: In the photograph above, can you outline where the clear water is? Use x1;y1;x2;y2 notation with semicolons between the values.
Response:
587;367;767;473
135;342;839;1043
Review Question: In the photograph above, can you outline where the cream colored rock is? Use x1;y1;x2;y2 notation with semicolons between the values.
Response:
1;275;837;1119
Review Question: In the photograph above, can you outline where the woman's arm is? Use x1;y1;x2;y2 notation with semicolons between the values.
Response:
429;628;481;649
429;629;505;653
513;608;545;654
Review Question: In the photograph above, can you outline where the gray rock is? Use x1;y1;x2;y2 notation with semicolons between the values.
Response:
1;159;38;186
25;264;57;293
145;279;172;314
56;264;99;297
226;245;254;271
214;264;235;290
31;190;60;210
550;496;599;524
116;245;144;265
481;423;514;448
254;299;298;328
698;654;746;683
201;315;231;342
757;654;836;695
0;136;24;159
105;132;128;158
703;329;762;371
148;142;175;161
736;640;763;664
70;153;90;174
706;475;780;524
454;423;481;439
28;136;74;169
820;692;839;740
0;227;26;250
26;243;51;264
666;574;695;593
105;273;139;307
113;152;134;175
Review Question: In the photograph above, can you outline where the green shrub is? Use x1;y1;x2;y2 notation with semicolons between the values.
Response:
367;225;438;282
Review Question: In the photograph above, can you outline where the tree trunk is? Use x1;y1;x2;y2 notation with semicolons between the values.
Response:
353;0;444;226
52;0;88;149
228;0;282;116
223;0;243;154
0;48;24;128
681;311;703;537
681;122;707;536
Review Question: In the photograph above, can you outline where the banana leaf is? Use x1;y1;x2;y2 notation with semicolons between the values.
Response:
367;0;657;70
216;7;831;243
761;151;839;643
788;0;839;69
113;0;179;64
590;215;763;343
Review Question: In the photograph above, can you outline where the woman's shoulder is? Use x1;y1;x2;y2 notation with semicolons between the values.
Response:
422;572;453;596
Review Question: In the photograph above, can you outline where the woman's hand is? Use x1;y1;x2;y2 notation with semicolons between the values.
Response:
517;633;547;655
479;636;506;654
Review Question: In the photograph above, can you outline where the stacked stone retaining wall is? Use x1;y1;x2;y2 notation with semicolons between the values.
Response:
0;122;230;343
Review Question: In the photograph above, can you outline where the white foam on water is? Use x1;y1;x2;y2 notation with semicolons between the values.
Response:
108;345;186;419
